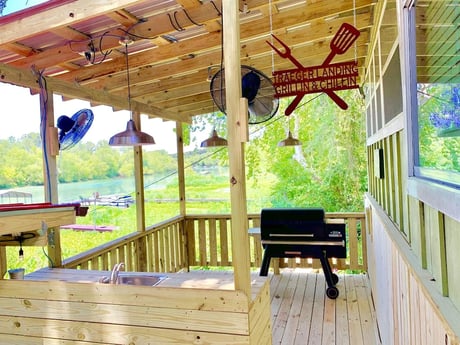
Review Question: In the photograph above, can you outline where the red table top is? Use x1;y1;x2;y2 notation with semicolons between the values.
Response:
0;202;87;216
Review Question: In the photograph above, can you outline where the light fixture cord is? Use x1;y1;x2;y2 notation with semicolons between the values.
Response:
353;0;357;62
268;0;274;75
124;43;133;118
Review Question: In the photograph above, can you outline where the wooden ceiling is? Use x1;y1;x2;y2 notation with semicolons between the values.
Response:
0;0;376;123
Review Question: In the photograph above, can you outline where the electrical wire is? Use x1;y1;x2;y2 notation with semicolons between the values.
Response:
353;0;357;63
142;93;324;191
42;246;55;268
0;232;36;244
183;8;203;27
210;0;221;16
34;66;53;202
167;13;184;31
268;0;275;75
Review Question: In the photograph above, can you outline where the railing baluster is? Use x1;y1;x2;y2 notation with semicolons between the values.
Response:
348;218;358;270
209;219;217;266
198;219;207;266
185;219;195;267
62;213;366;273
220;218;229;266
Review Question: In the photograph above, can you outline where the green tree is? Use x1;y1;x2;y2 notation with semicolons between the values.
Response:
245;90;367;212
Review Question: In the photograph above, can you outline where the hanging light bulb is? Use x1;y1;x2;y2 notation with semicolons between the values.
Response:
200;129;228;147
109;42;155;146
16;235;24;260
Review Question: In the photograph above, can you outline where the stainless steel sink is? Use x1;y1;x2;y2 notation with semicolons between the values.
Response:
116;274;167;286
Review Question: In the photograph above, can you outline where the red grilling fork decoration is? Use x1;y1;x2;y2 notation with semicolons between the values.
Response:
267;23;360;115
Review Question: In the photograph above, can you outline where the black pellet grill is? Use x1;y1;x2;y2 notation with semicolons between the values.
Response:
259;208;346;299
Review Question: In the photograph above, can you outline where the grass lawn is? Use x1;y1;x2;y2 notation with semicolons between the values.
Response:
4;172;276;276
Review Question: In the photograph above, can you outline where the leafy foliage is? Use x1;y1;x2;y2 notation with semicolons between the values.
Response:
245;90;367;211
0;137;177;187
418;84;460;172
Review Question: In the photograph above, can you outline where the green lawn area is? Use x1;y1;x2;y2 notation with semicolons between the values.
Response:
4;172;275;276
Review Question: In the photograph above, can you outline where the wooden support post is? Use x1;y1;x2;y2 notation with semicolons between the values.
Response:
176;122;186;217
222;0;251;297
176;122;189;270
0;247;6;279
40;88;58;204
40;88;62;267
132;111;148;271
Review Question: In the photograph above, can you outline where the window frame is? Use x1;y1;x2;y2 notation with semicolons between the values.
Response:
403;1;460;222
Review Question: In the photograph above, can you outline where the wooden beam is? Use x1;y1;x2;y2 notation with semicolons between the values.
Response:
0;62;184;122
222;0;251;297
0;0;147;45
56;6;372;87
176;0;202;8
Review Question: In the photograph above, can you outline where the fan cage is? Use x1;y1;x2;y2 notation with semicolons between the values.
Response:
210;65;279;124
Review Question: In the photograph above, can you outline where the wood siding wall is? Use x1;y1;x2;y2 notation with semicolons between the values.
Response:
366;197;459;345
364;0;460;343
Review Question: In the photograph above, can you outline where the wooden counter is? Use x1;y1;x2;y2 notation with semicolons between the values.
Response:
25;267;267;296
0;204;77;237
1;268;272;344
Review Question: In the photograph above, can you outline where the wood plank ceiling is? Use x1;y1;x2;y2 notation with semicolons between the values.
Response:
0;0;376;123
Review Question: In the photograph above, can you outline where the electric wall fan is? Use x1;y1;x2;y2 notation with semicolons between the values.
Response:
57;108;94;150
210;65;279;124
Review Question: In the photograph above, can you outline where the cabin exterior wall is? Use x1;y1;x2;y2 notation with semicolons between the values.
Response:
364;0;459;344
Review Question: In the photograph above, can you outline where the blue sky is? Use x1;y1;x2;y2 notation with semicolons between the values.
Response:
1;0;48;16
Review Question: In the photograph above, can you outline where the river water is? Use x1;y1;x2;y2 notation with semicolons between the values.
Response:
7;175;174;204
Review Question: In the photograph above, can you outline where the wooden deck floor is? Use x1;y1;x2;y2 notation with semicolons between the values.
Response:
269;268;382;345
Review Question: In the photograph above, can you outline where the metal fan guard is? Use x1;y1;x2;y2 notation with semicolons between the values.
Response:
58;109;94;150
210;65;279;124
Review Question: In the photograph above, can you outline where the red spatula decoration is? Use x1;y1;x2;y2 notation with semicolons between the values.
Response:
268;23;361;115
322;23;361;66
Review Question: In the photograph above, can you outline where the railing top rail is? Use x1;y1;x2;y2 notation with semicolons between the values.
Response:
63;215;184;267
185;212;365;220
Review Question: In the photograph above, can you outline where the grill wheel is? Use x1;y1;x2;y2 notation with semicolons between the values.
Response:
326;286;339;299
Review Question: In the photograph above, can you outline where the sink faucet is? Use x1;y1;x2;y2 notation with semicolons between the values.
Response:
110;262;125;284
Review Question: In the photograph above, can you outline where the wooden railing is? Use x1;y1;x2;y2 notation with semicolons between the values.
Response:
63;216;187;272
185;212;367;272
63;212;367;272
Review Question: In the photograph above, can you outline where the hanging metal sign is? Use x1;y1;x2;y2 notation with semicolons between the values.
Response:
267;23;361;115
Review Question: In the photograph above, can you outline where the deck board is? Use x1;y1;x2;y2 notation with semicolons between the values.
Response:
269;269;381;345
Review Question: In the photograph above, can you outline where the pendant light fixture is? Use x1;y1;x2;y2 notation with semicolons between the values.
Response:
200;129;228;147
278;116;302;147
277;130;302;147
109;41;155;146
